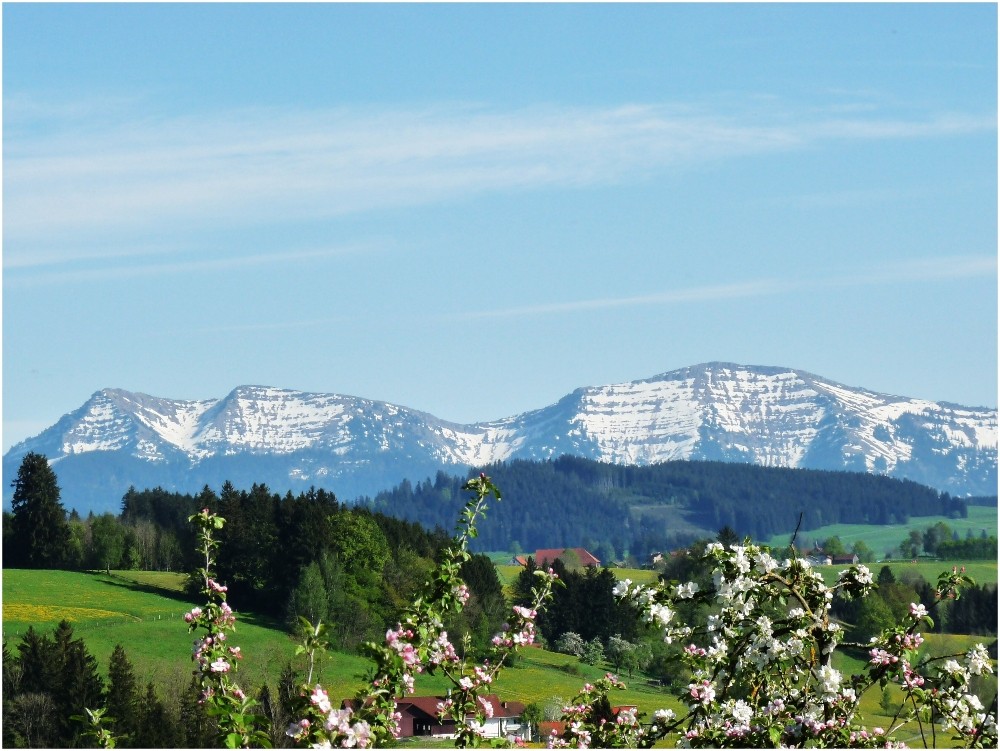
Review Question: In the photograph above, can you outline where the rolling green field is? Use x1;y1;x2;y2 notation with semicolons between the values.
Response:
2;569;308;692
1;568;682;714
763;505;997;557
811;559;998;588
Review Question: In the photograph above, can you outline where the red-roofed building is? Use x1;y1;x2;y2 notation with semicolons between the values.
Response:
527;548;601;568
344;695;531;741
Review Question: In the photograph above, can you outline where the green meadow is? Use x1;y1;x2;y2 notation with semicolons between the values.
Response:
811;559;998;588
1;568;682;714
2;569;313;693
763;505;997;557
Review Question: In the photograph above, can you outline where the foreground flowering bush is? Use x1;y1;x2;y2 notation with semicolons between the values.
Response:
185;507;271;747
86;478;995;749
557;542;997;749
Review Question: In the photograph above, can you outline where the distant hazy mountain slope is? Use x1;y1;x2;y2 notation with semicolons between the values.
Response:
4;363;995;513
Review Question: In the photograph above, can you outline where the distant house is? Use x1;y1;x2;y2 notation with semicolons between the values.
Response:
798;547;832;567
346;695;530;742
527;548;601;568
831;553;860;566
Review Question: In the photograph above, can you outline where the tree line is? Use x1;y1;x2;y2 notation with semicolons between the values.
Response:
891;519;997;560
2;452;507;656
831;564;998;639
2;623;187;748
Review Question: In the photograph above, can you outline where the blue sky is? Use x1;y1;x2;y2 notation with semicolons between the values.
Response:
3;3;997;452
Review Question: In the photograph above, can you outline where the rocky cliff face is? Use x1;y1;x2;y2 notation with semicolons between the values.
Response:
5;363;995;513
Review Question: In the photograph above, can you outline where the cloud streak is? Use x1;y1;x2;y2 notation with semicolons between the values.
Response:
162;254;996;331
5;99;994;272
3;241;379;287
452;255;997;321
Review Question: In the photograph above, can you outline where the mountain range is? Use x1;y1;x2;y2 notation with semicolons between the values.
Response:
3;362;996;514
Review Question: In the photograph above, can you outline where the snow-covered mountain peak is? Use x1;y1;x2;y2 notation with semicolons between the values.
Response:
4;363;996;513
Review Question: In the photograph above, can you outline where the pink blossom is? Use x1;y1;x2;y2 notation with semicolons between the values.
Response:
210;658;230;673
869;648;898;666
478;696;495;718
310;685;332;713
399;643;418;666
474;665;492;684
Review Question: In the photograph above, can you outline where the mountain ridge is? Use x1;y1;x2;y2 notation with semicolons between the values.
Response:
4;362;996;513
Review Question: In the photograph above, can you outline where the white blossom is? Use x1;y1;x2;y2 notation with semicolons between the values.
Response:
612;578;632;598
814;664;842;702
966;643;993;676
730;700;753;724
675;581;699;599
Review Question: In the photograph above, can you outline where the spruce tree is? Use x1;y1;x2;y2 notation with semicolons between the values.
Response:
15;625;58;694
135;681;178;748
180;674;215;747
52;623;104;746
9;452;71;568
105;644;140;746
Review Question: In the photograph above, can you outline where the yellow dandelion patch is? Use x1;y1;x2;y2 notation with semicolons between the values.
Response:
4;603;133;624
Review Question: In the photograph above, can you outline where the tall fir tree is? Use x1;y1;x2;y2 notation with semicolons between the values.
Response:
105;644;140;746
180;674;215;747
15;625;58;694
52;622;105;747
8;452;71;568
135;681;179;748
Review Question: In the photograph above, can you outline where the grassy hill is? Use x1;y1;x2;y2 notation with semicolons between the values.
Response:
2;569;306;693
1;568;682;715
763;505;997;557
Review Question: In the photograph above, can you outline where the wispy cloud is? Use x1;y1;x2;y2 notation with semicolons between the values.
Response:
4;99;994;273
453;279;790;320
452;255;997;322
3;242;378;287
156;255;994;331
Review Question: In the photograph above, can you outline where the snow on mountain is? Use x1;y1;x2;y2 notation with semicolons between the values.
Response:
4;363;996;513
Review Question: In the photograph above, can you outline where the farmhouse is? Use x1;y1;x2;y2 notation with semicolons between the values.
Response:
831;553;861;566
344;695;531;742
512;547;601;568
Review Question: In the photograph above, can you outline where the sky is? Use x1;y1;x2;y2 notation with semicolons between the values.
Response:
2;2;997;453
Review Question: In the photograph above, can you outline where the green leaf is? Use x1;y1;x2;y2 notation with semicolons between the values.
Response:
225;732;243;748
769;725;782;746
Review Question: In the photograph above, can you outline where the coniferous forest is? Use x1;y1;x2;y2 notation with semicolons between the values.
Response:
363;456;972;558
